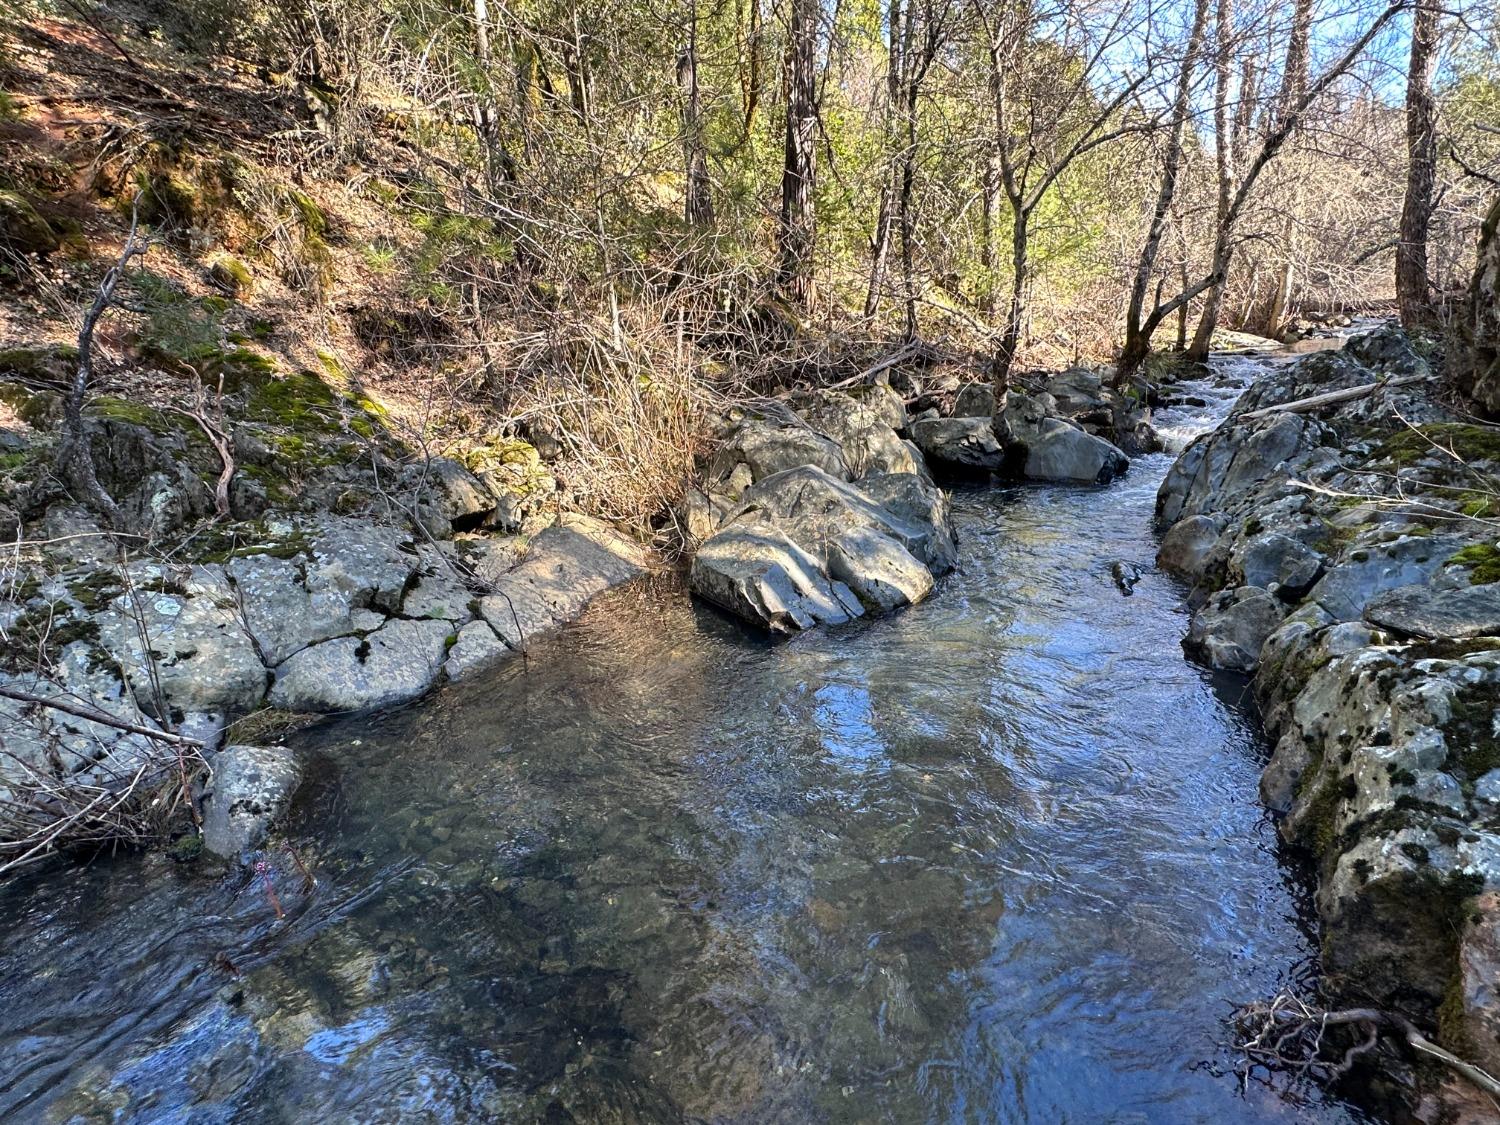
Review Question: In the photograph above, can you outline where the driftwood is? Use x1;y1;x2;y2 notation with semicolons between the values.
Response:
1238;373;1425;420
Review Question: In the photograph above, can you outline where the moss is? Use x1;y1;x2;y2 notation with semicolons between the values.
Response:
88;396;175;433
1446;681;1500;793
1460;497;1492;519
135;166;202;229
286;189;327;236
245;371;341;431
0;344;79;382
167;833;204;863
1447;542;1500;585
1400;841;1431;865
1438;971;1478;1058
1377;423;1500;468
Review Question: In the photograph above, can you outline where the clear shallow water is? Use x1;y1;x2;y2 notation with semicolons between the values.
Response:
0;366;1374;1124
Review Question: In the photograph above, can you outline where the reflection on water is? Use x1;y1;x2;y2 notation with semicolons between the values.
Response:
0;371;1374;1123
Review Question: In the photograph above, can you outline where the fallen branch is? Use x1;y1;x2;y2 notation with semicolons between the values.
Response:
0;684;204;746
1238;374;1425;420
820;340;925;392
165;373;235;520
1235;991;1500;1106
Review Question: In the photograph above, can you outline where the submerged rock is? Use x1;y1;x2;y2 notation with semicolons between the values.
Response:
478;516;649;649
201;744;301;859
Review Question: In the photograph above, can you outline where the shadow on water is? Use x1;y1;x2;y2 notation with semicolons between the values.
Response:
0;364;1378;1123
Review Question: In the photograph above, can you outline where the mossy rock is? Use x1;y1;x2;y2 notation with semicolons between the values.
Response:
207;252;253;295
462;437;541;474
245;370;341;431
0;344;78;384
1447;542;1500;585
87;395;178;435
0;381;61;428
0;190;59;255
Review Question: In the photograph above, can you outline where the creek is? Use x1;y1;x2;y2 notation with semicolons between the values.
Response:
0;356;1376;1123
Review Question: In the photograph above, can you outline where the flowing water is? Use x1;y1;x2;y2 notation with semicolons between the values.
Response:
0;358;1376;1123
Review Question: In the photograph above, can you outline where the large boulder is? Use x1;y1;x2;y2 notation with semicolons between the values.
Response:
0;190;58;256
1183;586;1287;672
689;519;865;632
201;744;301;859
1306;533;1464;621
1157;514;1223;581
908;417;1007;476
268;617;452;713
952;382;996;418
1229;531;1324;598
709;415;851;485
690;466;955;631
1019;417;1128;484
1002;393;1128;484
1363;583;1500;640
790;386;911;467
400;456;495;537
739;465;956;575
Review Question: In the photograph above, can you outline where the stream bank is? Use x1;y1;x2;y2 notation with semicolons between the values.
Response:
1156;325;1500;1119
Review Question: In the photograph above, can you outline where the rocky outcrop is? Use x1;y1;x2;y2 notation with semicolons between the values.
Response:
688;386;957;633
1155;325;1500;1075
0;501;654;870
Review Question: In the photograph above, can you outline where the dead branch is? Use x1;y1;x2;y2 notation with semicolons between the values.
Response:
1238;374;1426;420
165;372;235;520
49;196;149;526
0;684;204;747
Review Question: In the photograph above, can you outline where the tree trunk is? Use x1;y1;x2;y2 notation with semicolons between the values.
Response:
865;0;903;319
1187;0;1238;363
996;210;1028;387
897;38;921;341
778;0;818;307
678;0;714;227
1397;0;1438;326
1120;0;1210;376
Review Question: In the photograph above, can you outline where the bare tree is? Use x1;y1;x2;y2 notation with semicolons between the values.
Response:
1397;0;1439;324
678;0;715;228
778;0;820;307
974;0;1156;388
